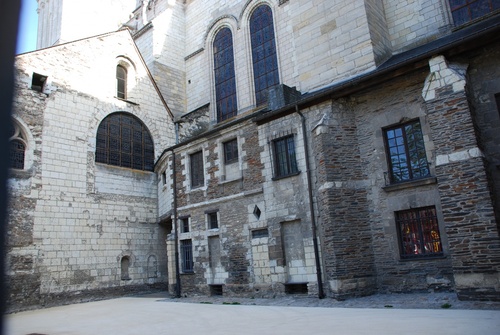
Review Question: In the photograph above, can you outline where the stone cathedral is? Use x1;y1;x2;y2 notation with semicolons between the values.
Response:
7;0;500;311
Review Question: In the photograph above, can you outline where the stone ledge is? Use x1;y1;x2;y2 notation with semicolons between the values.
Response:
382;176;437;192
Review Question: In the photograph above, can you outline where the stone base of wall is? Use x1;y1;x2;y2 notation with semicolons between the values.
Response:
327;276;377;300
455;272;500;301
7;283;168;313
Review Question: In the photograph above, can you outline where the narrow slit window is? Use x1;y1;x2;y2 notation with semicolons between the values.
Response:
116;65;127;99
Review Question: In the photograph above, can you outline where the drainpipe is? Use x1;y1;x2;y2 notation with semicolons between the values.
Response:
172;151;181;297
295;105;325;299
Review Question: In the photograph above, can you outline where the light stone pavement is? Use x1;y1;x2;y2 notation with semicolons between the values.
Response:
5;292;500;335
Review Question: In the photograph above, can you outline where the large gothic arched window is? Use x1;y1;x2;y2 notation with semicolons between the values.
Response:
214;27;238;122
95;113;154;171
250;5;279;106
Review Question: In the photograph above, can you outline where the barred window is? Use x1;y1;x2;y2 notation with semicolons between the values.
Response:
190;151;204;188
208;212;219;229
214;27;238;122
396;206;443;259
273;135;298;178
180;217;190;233
95;113;154;171
223;139;238;165
9;122;27;170
384;120;430;183
449;0;500;26
116;65;127;99
250;5;279;106
181;239;194;272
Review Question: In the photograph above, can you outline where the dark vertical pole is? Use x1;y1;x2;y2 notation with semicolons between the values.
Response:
0;0;22;332
172;151;181;297
296;106;325;299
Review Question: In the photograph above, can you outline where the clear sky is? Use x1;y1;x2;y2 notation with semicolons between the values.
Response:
17;0;38;54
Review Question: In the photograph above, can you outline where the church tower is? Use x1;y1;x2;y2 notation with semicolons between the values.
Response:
36;0;137;49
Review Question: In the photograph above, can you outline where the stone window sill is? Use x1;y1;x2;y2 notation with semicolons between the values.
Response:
382;176;437;192
219;176;242;185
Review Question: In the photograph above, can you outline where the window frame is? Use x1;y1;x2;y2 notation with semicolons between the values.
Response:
116;65;127;99
395;206;444;260
223;138;239;165
250;4;280;106
95;112;154;171
189;150;204;188
272;135;299;179
180;239;194;273
180;217;190;233
449;0;500;26
213;27;238;122
207;211;219;230
383;119;431;184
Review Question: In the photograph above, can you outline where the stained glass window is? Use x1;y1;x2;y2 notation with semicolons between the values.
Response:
214;28;238;122
396;207;443;259
449;0;500;26
95;113;154;171
250;5;279;106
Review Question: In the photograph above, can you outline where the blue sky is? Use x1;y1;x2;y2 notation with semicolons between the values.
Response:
17;0;38;54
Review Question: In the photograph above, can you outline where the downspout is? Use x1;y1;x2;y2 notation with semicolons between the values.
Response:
172;151;181;297
296;105;325;299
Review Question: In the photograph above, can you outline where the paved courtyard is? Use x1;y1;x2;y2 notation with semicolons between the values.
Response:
4;293;500;335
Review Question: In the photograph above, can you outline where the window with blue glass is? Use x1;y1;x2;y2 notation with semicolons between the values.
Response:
95;113;154;171
250;5;279;106
384;120;430;183
214;27;237;122
449;0;500;26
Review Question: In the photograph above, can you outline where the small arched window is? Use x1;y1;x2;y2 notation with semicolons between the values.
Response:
250;5;279;106
9;122;27;170
116;65;127;99
214;27;238;122
95;113;154;171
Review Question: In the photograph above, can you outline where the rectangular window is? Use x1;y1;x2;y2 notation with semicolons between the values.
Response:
449;0;499;26
223;139;238;165
273;135;298;178
181;239;193;272
396;206;443;259
180;217;189;233
384;120;430;184
190;151;204;188
208;212;219;229
251;228;269;239
161;171;167;185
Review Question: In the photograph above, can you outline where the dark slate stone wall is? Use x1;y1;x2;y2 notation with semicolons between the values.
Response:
426;82;500;300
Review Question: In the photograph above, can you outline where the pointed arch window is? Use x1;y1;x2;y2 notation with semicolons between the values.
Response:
9;122;27;170
116;65;127;99
250;5;279;106
95;113;154;171
214;27;238;122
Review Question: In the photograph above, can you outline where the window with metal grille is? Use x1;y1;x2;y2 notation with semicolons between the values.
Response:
95;113;154;171
223;138;238;165
208;212;218;229
383;120;430;183
251;228;268;239
273;135;298;178
449;0;499;26
396;206;443;259
190;150;204;188
10;140;26;169
250;5;279;106
180;217;190;233
181;239;193;272
9;122;27;170
214;27;238;122
116;65;127;99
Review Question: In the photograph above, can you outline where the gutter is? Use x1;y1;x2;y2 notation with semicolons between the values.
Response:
296;105;325;299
